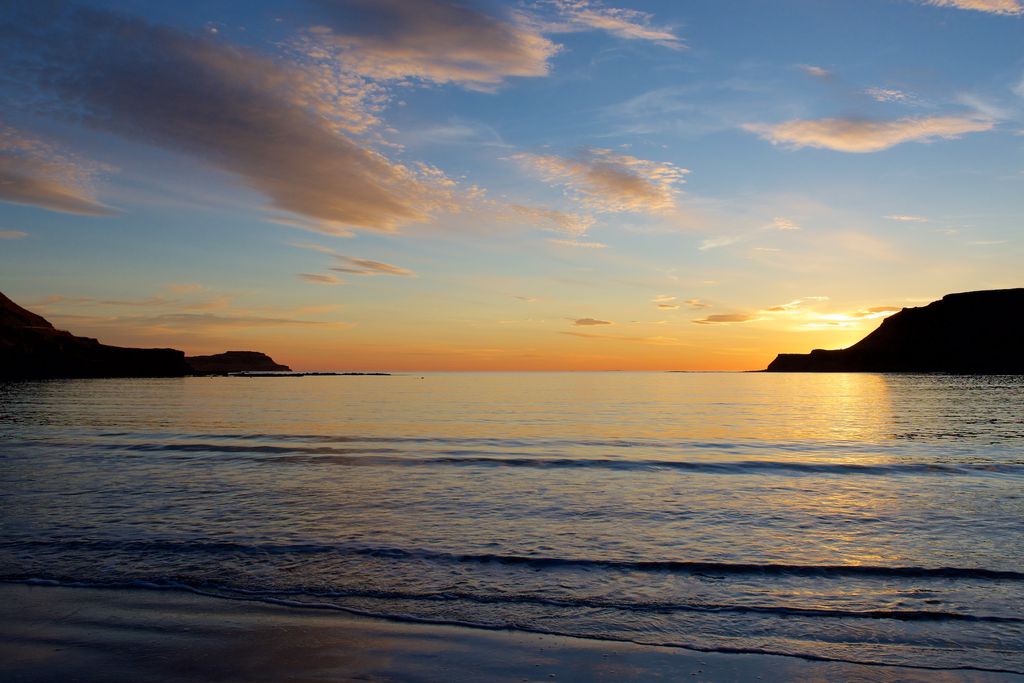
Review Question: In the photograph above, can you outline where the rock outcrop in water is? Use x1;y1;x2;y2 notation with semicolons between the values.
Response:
0;291;191;379
186;351;291;374
765;288;1024;373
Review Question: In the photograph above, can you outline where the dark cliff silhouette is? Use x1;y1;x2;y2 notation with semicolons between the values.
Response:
186;351;291;374
766;288;1024;373
1;292;190;379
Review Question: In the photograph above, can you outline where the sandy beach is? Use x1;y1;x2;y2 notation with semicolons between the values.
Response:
1;583;1019;683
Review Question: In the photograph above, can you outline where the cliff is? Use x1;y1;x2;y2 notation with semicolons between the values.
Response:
0;292;191;379
765;288;1024;373
186;351;291;374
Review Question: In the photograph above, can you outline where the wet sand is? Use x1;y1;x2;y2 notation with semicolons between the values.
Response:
1;584;1020;682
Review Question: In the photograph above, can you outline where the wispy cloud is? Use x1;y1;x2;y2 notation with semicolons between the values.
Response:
692;313;759;325
685;299;711;309
917;0;1023;15
514;149;688;213
884;214;929;222
547;237;608;248
573;317;612;326
331;257;415;277
561;331;686;345
699;235;742;251
800;64;831;79
511;204;596;236
656;303;679;310
864;87;911;103
770;216;801;230
299;273;344;285
744;116;994;152
0;230;28;239
0;125;115;216
546;1;685;49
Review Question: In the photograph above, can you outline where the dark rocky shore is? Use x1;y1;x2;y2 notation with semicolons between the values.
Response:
1;292;190;379
766;288;1024;373
1;292;296;379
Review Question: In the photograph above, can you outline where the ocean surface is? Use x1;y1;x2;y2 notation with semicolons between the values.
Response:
2;373;1023;673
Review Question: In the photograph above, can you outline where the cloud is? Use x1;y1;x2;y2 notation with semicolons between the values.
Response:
684;299;710;309
298;0;559;90
744;116;994;152
864;87;911;103
1;2;468;232
771;216;801;230
884;214;929;222
547;1;685;49
656;303;679;310
651;295;676;303
513;149;688;213
166;283;204;294
917;0;1023;15
698;235;742;251
800;65;831;78
514;295;538;302
573;317;612;326
0;125;115;216
547;237;608;248
692;313;759;325
0;230;28;239
510;204;596;236
330;257;415;276
561;331;686;345
299;273;344;285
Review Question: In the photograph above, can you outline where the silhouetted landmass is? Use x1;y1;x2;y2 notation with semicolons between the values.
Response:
766;288;1024;373
229;372;390;377
186;351;291;374
0;292;190;379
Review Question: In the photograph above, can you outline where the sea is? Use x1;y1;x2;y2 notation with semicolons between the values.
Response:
1;372;1022;674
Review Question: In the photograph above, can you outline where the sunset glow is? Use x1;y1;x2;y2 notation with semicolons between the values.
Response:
1;0;1021;370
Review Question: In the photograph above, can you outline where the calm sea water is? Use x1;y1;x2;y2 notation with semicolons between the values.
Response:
2;373;1023;673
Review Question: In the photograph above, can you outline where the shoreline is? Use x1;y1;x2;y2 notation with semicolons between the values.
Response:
2;583;1019;682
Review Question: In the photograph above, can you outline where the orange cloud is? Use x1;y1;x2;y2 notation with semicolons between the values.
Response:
299;273;344;285
0;125;114;216
330;257;415;277
300;0;559;89
513;148;688;213
573;317;612;326
744;116;993;152
692;313;759;325
918;0;1022;14
2;2;469;232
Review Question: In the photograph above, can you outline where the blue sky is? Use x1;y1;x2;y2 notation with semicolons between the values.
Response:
1;0;1021;369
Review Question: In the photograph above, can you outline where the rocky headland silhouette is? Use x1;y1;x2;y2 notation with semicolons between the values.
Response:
1;292;291;379
766;288;1024;373
186;351;291;374
1;292;190;379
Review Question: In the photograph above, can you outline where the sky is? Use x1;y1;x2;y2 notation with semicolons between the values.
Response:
1;0;1022;371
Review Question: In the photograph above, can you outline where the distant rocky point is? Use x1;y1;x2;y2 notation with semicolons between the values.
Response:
765;288;1024;374
1;291;190;379
186;351;291;374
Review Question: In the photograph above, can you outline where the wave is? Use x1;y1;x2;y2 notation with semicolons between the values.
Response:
5;540;1022;581
4;577;1021;675
29;440;1024;476
4;575;1018;623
